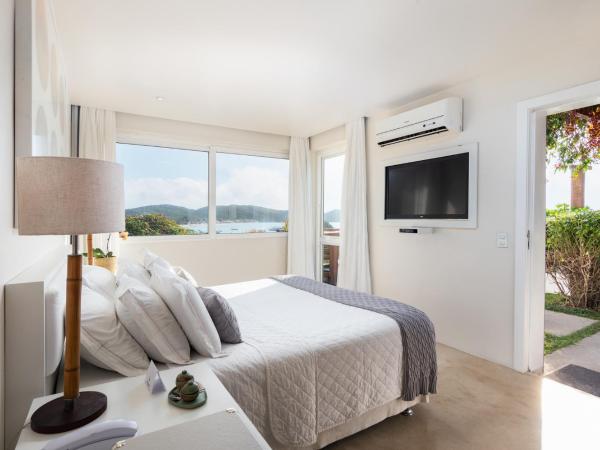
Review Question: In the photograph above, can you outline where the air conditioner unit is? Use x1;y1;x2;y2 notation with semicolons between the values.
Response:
376;97;462;147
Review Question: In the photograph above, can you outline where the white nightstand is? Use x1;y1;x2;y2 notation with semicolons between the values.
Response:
15;361;270;450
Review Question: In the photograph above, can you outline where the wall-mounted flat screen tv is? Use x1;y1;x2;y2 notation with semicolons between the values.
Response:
385;152;469;220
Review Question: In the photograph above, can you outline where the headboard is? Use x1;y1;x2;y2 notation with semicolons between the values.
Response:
4;245;68;450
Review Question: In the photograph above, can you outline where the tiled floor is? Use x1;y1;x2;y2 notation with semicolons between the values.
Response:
326;344;600;450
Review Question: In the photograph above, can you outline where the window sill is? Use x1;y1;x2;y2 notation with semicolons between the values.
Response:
122;232;288;244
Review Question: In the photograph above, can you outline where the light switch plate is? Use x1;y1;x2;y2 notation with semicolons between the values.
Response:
496;232;508;248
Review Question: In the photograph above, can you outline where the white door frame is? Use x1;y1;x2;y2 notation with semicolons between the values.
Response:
514;80;600;373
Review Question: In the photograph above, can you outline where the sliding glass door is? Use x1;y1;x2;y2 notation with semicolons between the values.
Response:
318;152;344;285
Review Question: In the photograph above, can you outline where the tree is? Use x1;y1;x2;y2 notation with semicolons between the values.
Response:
546;104;600;208
125;214;193;236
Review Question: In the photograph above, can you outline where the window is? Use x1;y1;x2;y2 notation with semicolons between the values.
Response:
319;153;345;285
322;154;344;237
116;143;289;238
117;143;209;236
216;153;289;234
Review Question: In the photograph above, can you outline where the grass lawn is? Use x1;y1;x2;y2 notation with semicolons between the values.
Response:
544;293;600;355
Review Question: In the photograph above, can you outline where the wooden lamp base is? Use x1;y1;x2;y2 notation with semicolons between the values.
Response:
31;246;107;434
30;392;107;434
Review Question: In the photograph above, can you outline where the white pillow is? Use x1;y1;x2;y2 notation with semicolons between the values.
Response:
83;265;116;300
116;274;190;364
117;258;151;285
143;250;174;273
80;285;149;376
150;266;222;357
174;266;199;287
144;249;200;287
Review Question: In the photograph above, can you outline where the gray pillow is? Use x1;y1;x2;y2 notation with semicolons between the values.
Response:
197;287;242;344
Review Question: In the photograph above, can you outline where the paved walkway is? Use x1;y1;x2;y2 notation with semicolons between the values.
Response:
545;331;600;374
544;310;596;336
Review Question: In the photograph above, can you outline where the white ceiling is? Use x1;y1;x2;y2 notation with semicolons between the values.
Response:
52;0;599;137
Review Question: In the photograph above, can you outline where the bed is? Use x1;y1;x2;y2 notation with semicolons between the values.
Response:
5;251;434;450
206;278;427;449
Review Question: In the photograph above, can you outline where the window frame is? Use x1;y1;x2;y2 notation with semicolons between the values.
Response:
116;137;289;241
314;144;345;282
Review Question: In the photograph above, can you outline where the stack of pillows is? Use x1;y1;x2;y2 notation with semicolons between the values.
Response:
80;250;242;376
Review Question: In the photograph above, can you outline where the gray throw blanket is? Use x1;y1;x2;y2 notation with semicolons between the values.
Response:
274;276;437;401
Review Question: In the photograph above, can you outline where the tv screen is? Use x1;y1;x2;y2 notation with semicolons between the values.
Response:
385;152;469;220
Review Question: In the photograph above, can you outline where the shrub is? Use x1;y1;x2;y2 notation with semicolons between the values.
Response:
546;206;600;310
125;214;194;236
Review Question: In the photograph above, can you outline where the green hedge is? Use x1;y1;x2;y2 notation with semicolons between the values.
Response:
125;214;194;236
546;205;600;310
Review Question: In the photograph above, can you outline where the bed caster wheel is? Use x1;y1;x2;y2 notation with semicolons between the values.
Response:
401;408;414;417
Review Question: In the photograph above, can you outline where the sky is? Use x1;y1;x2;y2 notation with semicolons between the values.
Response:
546;156;600;210
117;143;289;210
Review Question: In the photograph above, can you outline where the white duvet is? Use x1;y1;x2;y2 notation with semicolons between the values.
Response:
208;279;404;448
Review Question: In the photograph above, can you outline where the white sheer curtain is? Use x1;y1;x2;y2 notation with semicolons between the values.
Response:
337;118;372;293
287;137;316;278
79;106;119;254
79;107;116;161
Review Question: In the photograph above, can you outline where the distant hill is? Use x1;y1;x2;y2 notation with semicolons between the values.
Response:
126;204;207;224
324;209;340;222
216;205;288;222
125;204;288;224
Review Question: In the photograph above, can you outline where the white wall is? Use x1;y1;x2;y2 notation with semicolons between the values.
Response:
312;49;600;369
116;112;290;284
117;112;290;154
120;236;287;286
546;159;600;210
1;1;65;447
310;125;344;151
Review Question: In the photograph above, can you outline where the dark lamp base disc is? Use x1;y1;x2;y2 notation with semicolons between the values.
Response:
30;391;107;434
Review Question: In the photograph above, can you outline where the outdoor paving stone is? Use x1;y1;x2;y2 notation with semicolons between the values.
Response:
545;331;600;374
544;310;596;336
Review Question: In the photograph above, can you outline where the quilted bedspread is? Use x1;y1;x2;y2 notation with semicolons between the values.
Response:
275;276;437;401
208;279;407;448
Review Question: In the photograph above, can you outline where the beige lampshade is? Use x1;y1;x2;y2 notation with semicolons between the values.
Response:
16;157;125;235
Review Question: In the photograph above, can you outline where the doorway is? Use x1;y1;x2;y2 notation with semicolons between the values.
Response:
515;80;600;375
543;104;600;394
316;150;345;285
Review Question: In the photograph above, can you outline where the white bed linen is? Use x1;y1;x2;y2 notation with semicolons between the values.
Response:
208;279;406;449
76;278;418;449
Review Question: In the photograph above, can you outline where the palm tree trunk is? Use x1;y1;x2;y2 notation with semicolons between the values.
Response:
570;166;585;209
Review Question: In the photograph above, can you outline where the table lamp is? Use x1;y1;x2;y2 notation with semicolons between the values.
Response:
16;156;124;433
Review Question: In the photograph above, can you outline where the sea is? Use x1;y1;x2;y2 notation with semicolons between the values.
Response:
182;221;284;234
181;221;341;234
